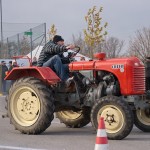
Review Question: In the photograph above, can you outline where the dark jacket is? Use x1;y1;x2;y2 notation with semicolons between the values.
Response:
32;61;37;66
8;65;13;71
37;41;67;67
2;65;8;80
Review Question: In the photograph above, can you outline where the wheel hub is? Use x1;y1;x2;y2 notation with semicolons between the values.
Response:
137;108;150;125
97;105;124;133
106;114;116;124
17;92;39;121
10;87;40;126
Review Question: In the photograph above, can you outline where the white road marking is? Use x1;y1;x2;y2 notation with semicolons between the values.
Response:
0;145;46;150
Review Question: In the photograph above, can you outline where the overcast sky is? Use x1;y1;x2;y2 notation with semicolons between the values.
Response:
2;0;150;43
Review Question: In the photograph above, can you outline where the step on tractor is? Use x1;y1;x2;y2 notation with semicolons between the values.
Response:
4;47;150;140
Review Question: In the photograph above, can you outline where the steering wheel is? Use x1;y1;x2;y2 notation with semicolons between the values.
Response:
68;46;80;58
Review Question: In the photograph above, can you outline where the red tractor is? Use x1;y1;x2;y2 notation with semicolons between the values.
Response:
4;49;150;140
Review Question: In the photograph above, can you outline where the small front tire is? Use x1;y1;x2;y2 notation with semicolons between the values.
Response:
91;96;134;140
134;108;150;132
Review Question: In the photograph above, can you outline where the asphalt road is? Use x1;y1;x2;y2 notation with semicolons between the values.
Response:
0;96;150;150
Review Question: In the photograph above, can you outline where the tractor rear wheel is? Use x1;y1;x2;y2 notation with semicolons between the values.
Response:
91;96;133;140
134;108;150;132
7;77;54;134
56;107;90;128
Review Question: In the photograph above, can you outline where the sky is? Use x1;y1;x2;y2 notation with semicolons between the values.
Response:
2;0;150;44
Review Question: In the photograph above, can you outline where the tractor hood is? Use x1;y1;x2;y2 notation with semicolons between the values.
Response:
69;57;144;71
69;56;145;96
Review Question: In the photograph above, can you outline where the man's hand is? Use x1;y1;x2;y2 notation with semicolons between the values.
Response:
66;44;76;50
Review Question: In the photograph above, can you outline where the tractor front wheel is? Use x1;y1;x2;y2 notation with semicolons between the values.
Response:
7;77;54;134
134;108;150;132
91;96;134;140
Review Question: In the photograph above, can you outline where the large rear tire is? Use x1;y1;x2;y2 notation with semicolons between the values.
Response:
56;107;90;128
91;96;133;140
134;108;150;132
7;77;54;134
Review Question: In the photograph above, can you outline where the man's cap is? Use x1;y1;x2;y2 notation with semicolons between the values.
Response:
53;35;64;43
1;61;5;63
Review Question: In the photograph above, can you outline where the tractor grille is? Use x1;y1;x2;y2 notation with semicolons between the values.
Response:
133;67;145;92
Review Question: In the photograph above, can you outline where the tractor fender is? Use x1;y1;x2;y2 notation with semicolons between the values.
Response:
5;66;61;84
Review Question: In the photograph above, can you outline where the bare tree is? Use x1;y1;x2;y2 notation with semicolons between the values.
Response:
72;33;91;57
20;36;30;55
72;34;124;58
97;37;124;58
128;27;150;61
0;41;9;58
72;33;85;50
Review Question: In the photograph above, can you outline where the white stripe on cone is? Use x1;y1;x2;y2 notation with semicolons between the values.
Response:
97;129;107;137
95;144;109;150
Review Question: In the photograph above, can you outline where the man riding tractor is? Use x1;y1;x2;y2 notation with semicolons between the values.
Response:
37;35;76;85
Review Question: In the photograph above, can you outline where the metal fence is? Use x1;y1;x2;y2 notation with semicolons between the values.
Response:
0;23;46;59
0;23;46;95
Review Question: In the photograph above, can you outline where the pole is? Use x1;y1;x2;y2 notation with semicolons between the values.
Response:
44;23;46;44
7;37;9;57
0;0;3;58
30;28;32;61
0;0;3;42
17;34;20;55
0;65;2;95
0;0;2;93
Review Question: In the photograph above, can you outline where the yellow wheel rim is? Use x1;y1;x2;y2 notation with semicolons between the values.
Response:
59;110;82;120
10;86;41;126
97;105;124;133
136;108;150;125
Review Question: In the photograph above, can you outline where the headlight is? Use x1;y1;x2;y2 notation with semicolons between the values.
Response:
134;62;139;66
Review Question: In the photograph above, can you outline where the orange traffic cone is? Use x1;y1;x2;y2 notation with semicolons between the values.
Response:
94;117;109;150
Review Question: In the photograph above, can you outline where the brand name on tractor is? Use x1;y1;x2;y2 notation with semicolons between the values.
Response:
112;64;124;69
